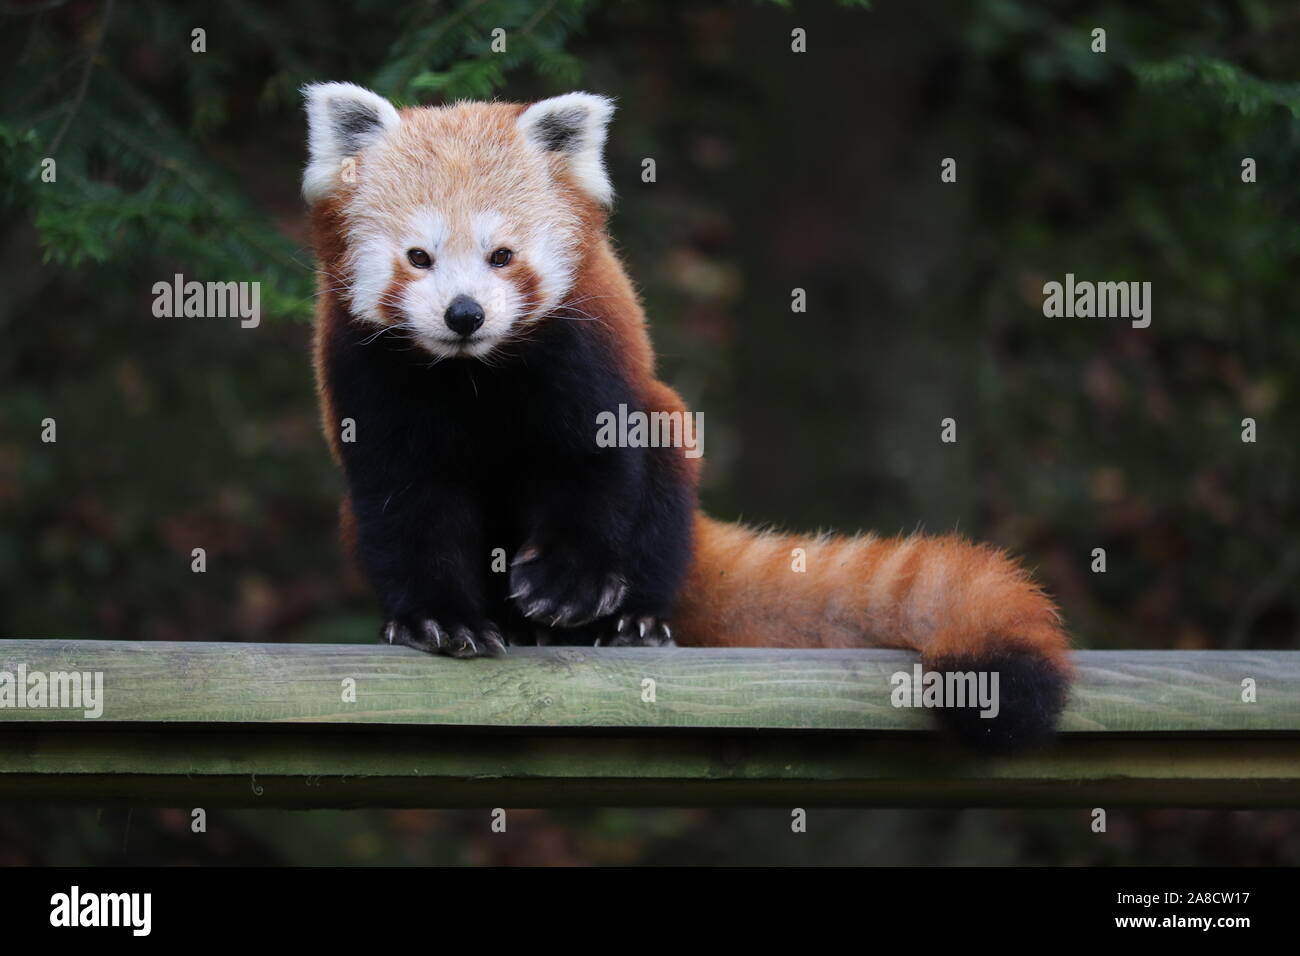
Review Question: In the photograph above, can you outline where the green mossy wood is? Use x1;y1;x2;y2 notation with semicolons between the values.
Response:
0;641;1297;808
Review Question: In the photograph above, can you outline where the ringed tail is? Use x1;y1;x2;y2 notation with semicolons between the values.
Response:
671;514;1072;752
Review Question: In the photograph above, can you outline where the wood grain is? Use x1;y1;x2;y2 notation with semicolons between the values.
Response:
0;641;1295;731
1;641;1296;807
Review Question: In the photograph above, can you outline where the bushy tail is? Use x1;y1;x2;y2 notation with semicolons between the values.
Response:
671;514;1072;751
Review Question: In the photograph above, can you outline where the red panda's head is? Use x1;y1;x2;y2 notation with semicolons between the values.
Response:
303;83;614;359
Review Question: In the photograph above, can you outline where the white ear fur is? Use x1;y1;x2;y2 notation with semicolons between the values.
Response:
301;82;401;204
517;92;616;206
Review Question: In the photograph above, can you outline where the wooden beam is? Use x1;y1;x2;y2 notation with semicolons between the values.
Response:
2;641;1296;731
0;641;1297;807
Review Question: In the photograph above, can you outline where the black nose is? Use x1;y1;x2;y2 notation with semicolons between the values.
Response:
444;295;485;337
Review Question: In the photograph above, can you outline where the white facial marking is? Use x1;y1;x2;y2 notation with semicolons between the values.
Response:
400;237;522;358
343;200;581;359
516;92;616;206
411;208;450;252
302;82;401;204
473;211;507;252
345;233;395;325
323;94;619;360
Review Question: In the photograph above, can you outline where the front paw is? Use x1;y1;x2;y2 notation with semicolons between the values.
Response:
380;617;506;658
508;543;627;628
596;614;675;648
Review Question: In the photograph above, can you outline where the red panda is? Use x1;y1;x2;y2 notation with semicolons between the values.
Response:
302;83;1072;751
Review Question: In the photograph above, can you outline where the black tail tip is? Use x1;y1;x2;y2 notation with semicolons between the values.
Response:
923;648;1070;754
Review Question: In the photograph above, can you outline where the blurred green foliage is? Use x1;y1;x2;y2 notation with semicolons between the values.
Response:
0;0;598;316
0;0;1296;865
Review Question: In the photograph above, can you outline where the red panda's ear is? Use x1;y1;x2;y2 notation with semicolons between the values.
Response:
301;82;401;204
517;92;616;206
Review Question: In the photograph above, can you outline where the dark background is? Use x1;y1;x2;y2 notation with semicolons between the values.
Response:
1;0;1297;864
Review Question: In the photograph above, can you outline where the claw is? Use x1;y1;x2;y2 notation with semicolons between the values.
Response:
384;617;508;658
508;543;630;630
381;619;418;647
480;628;507;658
420;619;446;649
521;598;555;621
597;614;675;648
448;626;478;658
595;576;628;617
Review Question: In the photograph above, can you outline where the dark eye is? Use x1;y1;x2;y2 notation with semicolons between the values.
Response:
407;248;432;269
489;248;513;267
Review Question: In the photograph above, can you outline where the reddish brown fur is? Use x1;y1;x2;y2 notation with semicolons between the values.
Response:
510;263;544;316
378;260;415;324
672;515;1072;673
308;98;1069;673
311;196;352;467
